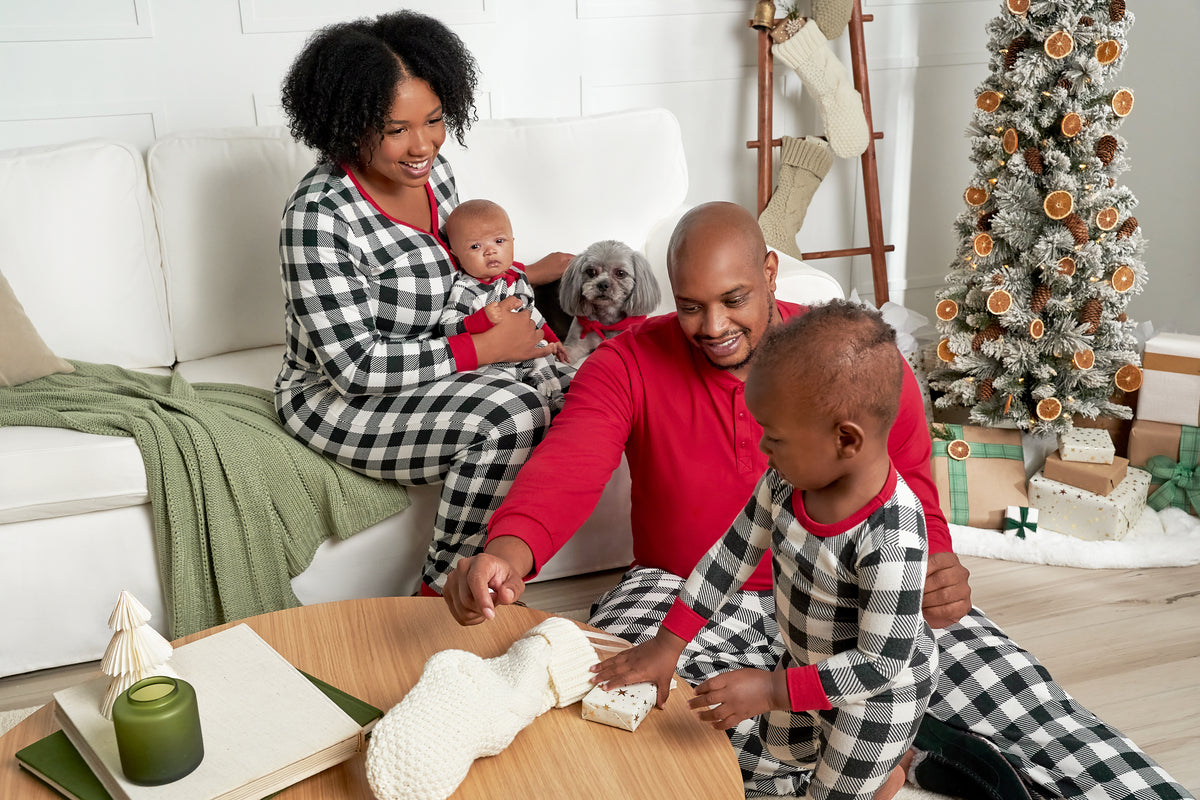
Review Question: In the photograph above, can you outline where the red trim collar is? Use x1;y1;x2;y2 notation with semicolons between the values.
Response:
576;314;647;340
790;464;899;537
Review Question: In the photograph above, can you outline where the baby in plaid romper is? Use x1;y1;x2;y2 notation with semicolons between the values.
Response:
440;199;574;412
593;300;935;800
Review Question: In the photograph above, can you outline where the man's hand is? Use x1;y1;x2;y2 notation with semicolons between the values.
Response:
689;668;787;730
590;631;685;708
524;252;573;286
923;550;972;628
442;552;526;625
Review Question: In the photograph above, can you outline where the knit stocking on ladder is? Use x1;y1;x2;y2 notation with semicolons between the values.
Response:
772;21;869;159
758;136;834;260
810;0;854;40
365;617;600;800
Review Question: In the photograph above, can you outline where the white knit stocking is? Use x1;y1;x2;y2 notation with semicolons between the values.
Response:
365;617;599;800
773;21;869;159
758;136;833;259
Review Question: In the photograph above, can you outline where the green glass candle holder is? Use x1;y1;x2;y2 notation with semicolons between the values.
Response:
112;676;204;785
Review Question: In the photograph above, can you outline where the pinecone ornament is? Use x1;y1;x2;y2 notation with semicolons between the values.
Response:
1080;16;1094;26
1024;146;1044;174
1031;284;1051;313
1064;212;1089;245
1117;216;1139;238
1117;312;1128;323
979;377;995;401
973;322;1004;350
1057;77;1073;91
1006;36;1028;70
1079;297;1103;334
977;210;997;231
1096;135;1118;165
1110;0;1126;22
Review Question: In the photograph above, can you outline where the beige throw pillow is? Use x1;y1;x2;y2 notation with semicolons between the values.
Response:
0;268;74;386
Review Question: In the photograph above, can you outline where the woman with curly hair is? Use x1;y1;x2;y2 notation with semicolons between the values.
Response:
275;10;570;595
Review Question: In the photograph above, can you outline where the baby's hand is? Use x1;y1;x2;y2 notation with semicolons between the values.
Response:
542;340;569;363
483;298;518;326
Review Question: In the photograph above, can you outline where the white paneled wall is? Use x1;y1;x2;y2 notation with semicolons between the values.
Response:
1;0;1194;330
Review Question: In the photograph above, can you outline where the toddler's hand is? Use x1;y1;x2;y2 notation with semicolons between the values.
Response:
689;668;787;730
590;631;685;708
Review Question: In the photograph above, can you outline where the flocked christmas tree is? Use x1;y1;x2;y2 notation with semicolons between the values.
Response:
929;0;1146;435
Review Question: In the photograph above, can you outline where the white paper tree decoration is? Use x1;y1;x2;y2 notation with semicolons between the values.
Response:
100;590;178;719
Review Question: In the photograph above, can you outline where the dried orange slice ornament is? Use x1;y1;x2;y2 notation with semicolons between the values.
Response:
1096;207;1119;230
1111;265;1135;292
1057;256;1077;276
1002;128;1019;154
1006;0;1029;13
1111;89;1135;117
1043;190;1074;220
976;91;1003;112
1036;397;1063;421
987;288;1013;314
964;186;989;207
947;439;972;460
1072;349;1095;369
936;299;960;321
1114;363;1143;392
1044;31;1075;59
1029;319;1045;339
1095;39;1121;65
937;339;956;363
973;232;995;257
1060;112;1083;137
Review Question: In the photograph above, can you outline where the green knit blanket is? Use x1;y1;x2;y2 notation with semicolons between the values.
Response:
0;361;411;638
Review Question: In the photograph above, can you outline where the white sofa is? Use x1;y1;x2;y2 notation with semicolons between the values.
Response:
0;108;843;678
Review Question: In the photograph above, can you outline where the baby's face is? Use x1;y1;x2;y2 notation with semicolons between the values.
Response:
448;211;515;281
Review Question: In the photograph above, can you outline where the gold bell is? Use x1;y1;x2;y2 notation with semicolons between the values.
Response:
751;0;777;30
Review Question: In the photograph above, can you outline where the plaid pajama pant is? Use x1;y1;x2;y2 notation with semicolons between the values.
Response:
589;567;1192;800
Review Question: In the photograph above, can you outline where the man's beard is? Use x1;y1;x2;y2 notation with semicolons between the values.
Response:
699;295;777;372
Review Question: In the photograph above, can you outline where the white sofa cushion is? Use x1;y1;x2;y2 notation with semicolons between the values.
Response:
148;127;318;363
0;139;173;369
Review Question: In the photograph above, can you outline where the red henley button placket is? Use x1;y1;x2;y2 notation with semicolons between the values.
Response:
733;384;756;473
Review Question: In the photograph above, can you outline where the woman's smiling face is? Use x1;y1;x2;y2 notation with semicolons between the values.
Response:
360;77;446;190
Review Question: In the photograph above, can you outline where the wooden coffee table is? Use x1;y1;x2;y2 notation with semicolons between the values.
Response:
0;597;744;798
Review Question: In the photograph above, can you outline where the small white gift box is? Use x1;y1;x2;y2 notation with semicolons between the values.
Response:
1028;466;1151;541
582;681;667;732
1059;427;1115;465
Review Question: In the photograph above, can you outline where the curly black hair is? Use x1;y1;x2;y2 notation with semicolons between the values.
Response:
280;10;478;167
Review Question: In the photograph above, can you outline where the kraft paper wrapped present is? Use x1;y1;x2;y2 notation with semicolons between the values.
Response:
1059;427;1115;464
1028;466;1151;541
582;681;663;732
1136;332;1200;427
930;424;1027;529
1042;451;1129;497
1128;420;1200;516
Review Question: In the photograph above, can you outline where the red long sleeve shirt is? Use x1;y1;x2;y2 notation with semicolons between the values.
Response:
487;302;950;589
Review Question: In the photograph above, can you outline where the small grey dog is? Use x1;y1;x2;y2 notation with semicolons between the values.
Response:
558;240;661;363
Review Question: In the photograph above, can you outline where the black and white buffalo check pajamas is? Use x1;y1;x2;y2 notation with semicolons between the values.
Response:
274;158;552;592
652;468;935;800
438;270;574;411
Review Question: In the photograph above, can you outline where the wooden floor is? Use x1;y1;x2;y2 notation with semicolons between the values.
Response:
3;556;1197;794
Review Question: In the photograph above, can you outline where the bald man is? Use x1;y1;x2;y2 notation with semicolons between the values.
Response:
443;203;1190;800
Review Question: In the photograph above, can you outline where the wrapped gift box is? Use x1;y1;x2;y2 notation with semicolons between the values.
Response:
1003;506;1038;538
1128;420;1200;516
930;424;1027;529
582;681;661;732
1136;332;1200;427
1028;467;1151;541
1059;427;1115;464
1042;450;1129;496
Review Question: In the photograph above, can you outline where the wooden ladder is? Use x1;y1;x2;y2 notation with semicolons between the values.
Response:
748;0;893;305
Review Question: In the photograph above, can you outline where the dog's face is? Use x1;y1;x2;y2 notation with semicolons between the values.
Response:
558;240;661;326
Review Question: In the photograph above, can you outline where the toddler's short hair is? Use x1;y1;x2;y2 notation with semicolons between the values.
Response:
754;299;902;430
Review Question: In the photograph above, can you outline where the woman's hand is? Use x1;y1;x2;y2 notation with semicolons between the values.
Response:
689;668;787;730
524;252;574;286
471;296;548;366
590;631;685;709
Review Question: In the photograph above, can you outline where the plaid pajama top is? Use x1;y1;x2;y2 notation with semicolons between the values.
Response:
663;466;935;712
275;156;474;410
438;265;558;343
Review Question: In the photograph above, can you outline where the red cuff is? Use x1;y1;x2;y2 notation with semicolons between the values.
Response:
541;326;560;344
786;664;833;712
447;332;479;372
418;583;441;598
661;598;708;643
464;308;494;335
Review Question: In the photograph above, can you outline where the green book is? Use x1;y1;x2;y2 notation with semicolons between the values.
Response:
15;670;382;800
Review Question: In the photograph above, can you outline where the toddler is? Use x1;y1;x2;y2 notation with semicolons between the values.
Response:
593;299;936;800
441;199;573;411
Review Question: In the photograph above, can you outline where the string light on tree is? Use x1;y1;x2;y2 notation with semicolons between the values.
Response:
929;0;1146;435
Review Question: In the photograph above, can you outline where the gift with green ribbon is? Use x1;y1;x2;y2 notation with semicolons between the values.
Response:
1129;420;1200;516
930;423;1027;529
1003;506;1038;539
